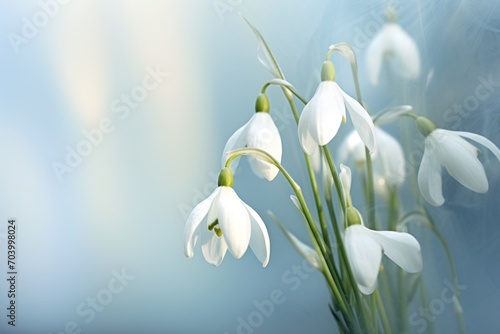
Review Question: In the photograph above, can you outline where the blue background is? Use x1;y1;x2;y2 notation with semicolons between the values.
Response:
0;0;499;333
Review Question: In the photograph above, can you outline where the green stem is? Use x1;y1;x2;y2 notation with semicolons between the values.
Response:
375;289;391;334
261;80;336;269
419;279;437;334
275;79;360;329
261;80;308;105
371;294;378;334
226;148;351;317
322;147;346;215
378;269;396;328
325;187;349;288
326;43;363;103
322;146;371;330
283;87;335;274
387;188;399;231
372;105;415;124
398;270;408;333
423;210;466;334
400;210;466;334
402;112;420;120
334;46;377;231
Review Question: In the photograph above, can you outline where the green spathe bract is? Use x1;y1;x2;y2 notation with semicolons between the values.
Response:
255;93;270;113
218;167;234;187
416;117;437;137
321;60;336;82
346;207;363;226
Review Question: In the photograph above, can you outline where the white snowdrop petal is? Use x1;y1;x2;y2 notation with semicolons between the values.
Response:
201;230;228;266
345;225;382;295
418;143;445;206
339;85;376;153
298;82;343;153
368;229;423;273
454;130;500;164
431;131;488;193
184;188;219;258
217;187;251;259
222;121;249;172
245;203;271;267
246;112;282;181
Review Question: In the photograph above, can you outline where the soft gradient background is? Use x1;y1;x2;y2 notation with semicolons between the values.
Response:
0;0;499;333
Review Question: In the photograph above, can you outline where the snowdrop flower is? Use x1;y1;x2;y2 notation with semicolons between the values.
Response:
366;19;420;85
339;127;406;195
339;164;422;294
416;117;500;206
222;93;282;181
298;60;375;156
184;168;270;267
345;224;422;294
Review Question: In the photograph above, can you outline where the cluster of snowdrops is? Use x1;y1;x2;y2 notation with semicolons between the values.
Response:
183;14;499;334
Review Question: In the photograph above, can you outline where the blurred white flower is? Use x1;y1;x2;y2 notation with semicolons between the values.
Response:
418;128;500;206
184;184;270;267
222;111;282;181
339;128;406;195
345;224;422;294
366;22;420;85
298;61;375;156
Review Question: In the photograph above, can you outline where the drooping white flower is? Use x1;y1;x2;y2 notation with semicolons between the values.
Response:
338;127;406;194
184;168;270;267
222;94;282;181
345;224;422;294
416;118;500;206
366;22;420;85
340;164;422;294
298;61;375;156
